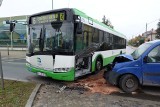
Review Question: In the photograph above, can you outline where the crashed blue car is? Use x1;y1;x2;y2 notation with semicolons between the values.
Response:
104;40;160;93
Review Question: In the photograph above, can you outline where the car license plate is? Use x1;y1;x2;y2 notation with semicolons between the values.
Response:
37;72;46;77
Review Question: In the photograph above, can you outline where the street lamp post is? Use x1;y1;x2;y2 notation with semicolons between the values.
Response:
0;0;3;6
146;23;148;33
52;0;53;10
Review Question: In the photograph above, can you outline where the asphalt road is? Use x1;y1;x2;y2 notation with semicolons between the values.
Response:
1;46;135;82
1;57;60;84
2;57;35;81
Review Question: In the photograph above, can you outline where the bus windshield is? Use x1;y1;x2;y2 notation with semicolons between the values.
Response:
28;25;43;53
29;22;74;53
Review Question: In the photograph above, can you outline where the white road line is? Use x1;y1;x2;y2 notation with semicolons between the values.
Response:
2;57;26;60
2;58;25;63
2;61;25;64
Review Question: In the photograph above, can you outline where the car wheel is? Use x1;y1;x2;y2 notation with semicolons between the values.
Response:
119;74;139;93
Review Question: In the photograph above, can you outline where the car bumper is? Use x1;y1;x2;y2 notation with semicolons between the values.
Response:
104;70;120;86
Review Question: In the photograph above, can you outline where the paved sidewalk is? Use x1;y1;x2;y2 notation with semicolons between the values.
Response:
0;50;26;58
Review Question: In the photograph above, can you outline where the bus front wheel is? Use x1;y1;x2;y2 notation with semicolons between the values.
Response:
95;58;103;74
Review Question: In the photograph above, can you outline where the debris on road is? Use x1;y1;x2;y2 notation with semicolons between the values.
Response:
68;70;120;94
56;85;66;93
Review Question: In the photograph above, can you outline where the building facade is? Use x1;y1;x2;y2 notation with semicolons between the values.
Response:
142;29;158;42
0;15;27;47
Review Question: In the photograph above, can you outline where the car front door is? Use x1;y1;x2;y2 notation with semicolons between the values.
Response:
142;45;160;86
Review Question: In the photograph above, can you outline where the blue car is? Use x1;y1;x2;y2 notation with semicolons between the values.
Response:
104;40;160;93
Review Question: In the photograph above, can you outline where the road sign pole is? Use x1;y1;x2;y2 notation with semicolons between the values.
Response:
11;31;13;50
0;52;4;90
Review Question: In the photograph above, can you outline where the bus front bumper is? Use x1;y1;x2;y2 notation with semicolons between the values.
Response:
26;63;75;81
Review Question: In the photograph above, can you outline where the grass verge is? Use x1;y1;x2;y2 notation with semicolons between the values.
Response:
0;80;36;107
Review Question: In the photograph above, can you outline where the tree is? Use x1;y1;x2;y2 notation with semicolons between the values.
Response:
102;15;114;29
128;35;144;47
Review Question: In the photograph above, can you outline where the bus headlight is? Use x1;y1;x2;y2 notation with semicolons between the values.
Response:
53;68;71;72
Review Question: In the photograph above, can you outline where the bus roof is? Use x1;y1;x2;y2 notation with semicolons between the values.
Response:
72;8;126;39
28;8;126;39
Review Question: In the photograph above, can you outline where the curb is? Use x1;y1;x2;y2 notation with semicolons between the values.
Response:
25;84;42;107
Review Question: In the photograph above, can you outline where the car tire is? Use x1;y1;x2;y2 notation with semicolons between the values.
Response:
119;74;139;93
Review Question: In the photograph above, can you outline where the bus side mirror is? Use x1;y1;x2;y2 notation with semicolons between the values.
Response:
77;22;83;34
74;15;81;22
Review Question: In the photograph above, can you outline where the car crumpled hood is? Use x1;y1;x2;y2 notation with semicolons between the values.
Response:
118;54;134;61
107;54;134;70
107;54;134;71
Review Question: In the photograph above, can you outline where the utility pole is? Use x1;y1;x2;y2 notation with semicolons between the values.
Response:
146;23;147;33
68;0;70;8
0;52;4;90
52;0;53;10
0;0;3;6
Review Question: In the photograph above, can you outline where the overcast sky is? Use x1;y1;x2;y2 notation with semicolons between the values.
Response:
0;0;160;40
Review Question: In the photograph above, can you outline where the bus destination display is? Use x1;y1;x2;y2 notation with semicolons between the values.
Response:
31;12;65;24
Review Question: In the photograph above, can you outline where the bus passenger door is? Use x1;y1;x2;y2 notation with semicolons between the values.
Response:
75;55;92;78
75;24;93;78
75;31;92;78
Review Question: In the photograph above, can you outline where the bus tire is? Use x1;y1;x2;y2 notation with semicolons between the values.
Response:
119;74;139;93
95;57;103;74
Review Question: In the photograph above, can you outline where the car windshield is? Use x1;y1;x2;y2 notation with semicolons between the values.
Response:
131;43;152;60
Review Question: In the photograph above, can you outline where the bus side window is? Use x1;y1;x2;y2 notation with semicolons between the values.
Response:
99;30;103;43
83;31;88;49
103;32;110;50
109;34;113;49
93;28;99;43
83;24;88;49
88;26;93;46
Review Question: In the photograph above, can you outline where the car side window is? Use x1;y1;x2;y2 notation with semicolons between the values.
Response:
148;45;160;63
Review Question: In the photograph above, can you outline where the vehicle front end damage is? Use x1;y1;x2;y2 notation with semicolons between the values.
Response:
103;54;134;85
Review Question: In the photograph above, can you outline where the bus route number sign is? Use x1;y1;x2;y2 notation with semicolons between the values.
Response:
31;12;65;24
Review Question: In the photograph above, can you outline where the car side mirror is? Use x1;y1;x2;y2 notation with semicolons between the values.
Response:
143;56;148;63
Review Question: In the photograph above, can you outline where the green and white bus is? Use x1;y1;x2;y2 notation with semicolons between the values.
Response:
26;8;126;81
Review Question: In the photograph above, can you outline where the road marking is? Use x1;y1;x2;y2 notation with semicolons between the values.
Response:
1;57;26;64
2;61;25;65
2;57;25;60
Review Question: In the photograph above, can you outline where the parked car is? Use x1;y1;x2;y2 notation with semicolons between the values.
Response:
104;40;160;93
